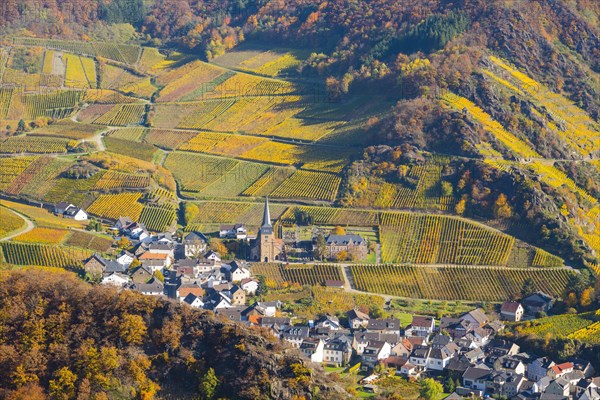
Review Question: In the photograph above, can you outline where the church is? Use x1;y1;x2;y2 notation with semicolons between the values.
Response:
251;198;284;262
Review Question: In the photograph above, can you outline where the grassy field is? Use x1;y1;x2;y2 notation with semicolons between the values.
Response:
0;207;27;238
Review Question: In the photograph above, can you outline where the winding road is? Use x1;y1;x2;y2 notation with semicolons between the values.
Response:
0;207;35;241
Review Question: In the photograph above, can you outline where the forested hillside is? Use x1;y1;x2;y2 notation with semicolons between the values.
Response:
0;269;349;400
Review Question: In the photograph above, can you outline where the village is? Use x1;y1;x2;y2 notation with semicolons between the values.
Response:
59;198;600;400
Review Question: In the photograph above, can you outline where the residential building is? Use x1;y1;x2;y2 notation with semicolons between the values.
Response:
362;341;391;367
523;292;555;315
183;231;208;258
219;224;247;239
529;357;557;381
300;338;324;363
325;234;367;260
366;318;400;333
347;309;370;329
501;301;525;322
463;365;492;392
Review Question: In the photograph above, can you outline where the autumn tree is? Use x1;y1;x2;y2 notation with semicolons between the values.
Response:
420;378;443;400
184;203;199;225
455;198;466;215
116;237;132;250
118;314;147;346
494;193;513;219
199;368;219;400
579;287;594;307
331;226;346;235
49;367;77;400
335;251;348;262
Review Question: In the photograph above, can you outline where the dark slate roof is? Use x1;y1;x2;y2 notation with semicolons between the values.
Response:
134;278;164;294
282;326;310;339
462;366;492;381
184;231;208;243
367;318;400;331
326;234;367;245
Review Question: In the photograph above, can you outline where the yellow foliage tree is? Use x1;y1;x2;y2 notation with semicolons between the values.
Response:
119;314;147;346
331;226;346;235
580;287;594;307
494;193;513;219
455;199;466;215
49;367;77;400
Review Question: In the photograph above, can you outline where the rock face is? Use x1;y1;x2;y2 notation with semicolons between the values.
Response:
0;269;350;400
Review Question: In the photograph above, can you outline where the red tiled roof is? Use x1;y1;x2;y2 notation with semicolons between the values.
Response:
139;252;169;260
551;362;574;374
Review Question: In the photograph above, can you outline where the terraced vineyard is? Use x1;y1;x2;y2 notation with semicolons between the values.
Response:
184;201;288;230
269;170;341;202
87;192;144;221
0;242;81;268
0;136;69;154
64;231;113;252
350;264;574;301
379;212;515;265
94;170;152;190
13;37;142;65
251;263;343;286
139;204;177;232
94;104;146;126
18;90;83;120
31;120;103;139
517;310;600;342
103;137;158;162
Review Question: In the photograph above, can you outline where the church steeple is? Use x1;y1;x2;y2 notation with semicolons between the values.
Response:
260;197;273;235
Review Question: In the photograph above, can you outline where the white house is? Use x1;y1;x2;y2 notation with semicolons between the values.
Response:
114;216;134;231
205;250;221;263
240;278;259;295
54;202;74;215
401;363;419;377
500;302;524;322
116;251;135;268
183;293;204;308
139;252;172;269
63;205;88;220
407;316;435;338
427;347;454;371
183;232;208;258
363;341;391;367
101;272;130;287
228;262;251;282
528;358;556;381
300;338;324;363
410;346;431;368
347;309;370;329
323;336;352;366
462;365;492;392
317;315;342;331
219;224;247;239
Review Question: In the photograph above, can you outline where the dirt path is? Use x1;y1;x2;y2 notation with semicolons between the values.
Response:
0;207;35;241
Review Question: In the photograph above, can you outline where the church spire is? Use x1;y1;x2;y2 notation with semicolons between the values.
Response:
262;197;272;228
260;197;273;234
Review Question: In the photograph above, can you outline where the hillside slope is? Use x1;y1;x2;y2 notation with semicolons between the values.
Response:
0;268;349;400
